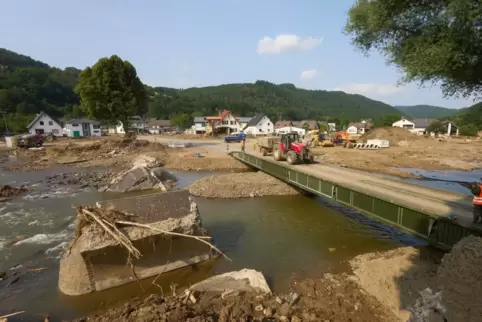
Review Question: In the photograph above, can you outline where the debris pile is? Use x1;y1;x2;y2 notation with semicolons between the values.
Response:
99;155;178;192
360;126;428;146
188;172;300;198
0;184;28;201
73;271;397;322
437;235;482;322
44;171;115;189
59;191;222;296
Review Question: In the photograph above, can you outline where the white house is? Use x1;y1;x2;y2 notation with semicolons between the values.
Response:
243;114;274;136
191;116;207;134
392;117;415;129
205;109;243;134
147;119;178;134
109;116;148;134
27;111;63;136
274;126;306;136
238;117;252;129
63;118;102;137
392;118;436;135
347;121;373;135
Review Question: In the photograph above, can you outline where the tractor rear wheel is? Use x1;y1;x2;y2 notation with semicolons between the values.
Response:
261;147;268;156
287;151;297;165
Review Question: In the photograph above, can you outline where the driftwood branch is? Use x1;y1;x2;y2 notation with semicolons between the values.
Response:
116;220;231;261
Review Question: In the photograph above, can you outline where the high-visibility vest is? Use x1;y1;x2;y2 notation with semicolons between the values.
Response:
473;184;482;205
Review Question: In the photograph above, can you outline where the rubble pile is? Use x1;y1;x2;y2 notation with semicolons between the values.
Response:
0;184;28;201
99;155;178;192
73;271;397;322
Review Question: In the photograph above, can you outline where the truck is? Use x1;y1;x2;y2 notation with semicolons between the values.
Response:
224;132;246;143
256;136;280;156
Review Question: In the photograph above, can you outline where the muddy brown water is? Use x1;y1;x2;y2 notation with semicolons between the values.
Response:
1;165;472;321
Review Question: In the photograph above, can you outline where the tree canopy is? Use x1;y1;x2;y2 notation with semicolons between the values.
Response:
74;55;147;129
345;0;482;100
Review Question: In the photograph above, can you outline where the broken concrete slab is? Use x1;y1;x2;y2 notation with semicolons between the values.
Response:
190;268;271;294
58;190;218;296
99;155;177;192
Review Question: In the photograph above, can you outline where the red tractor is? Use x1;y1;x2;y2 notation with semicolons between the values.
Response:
273;132;314;165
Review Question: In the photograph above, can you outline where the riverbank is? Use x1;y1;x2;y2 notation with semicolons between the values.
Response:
68;236;482;322
3;136;249;173
188;172;300;198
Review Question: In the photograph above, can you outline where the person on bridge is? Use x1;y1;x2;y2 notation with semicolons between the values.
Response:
471;182;482;224
241;139;246;152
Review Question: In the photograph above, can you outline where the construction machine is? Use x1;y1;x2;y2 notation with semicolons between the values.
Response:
333;131;359;147
273;132;314;165
305;129;334;148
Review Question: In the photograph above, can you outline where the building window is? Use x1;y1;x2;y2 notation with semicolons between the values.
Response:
222;121;228;125
72;124;79;127
48;121;53;126
40;121;44;125
93;124;100;129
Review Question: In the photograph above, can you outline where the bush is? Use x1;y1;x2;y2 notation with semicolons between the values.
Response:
459;124;478;136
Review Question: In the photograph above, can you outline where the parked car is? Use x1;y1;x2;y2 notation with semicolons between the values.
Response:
224;132;246;143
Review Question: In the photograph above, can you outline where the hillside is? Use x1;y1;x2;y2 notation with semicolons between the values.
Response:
395;105;458;118
147;81;401;124
0;48;408;132
0;48;81;132
452;102;482;135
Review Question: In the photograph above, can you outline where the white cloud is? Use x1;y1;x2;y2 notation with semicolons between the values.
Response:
300;69;317;81
257;34;323;54
333;83;405;96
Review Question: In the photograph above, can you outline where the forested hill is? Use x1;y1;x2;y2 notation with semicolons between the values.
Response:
0;48;81;132
147;81;401;122
395;105;458;118
0;48;402;132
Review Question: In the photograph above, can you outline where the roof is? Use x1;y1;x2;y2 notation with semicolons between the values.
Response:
245;114;265;127
300;120;319;129
348;122;373;129
412;119;435;128
65;118;100;125
275;120;292;128
238;117;252;123
193;116;206;123
147;119;170;127
27;111;62;129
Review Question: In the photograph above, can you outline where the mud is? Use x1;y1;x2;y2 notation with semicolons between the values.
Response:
72;273;397;322
161;154;249;172
188;172;300;198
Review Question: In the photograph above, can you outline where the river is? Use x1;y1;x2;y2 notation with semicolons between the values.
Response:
0;165;474;321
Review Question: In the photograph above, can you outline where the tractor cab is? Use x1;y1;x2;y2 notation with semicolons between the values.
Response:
280;132;301;149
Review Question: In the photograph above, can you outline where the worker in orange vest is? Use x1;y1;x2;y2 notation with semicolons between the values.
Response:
471;182;482;224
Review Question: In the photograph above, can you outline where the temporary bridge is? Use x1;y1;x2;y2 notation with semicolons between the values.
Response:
230;151;482;250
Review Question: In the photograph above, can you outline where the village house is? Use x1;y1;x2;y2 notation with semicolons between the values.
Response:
296;120;319;130
27;111;63;136
109;116;148;134
392;117;459;136
237;117;252;129
275;120;293;128
147;119;177;134
204;109;242;134
346;120;373;135
63;118;102;137
243;114;274;136
274;125;306;136
191;116;207;134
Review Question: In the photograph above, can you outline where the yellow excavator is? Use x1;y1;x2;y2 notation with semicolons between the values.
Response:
305;129;334;147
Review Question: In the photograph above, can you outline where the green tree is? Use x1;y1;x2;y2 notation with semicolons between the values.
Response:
426;120;446;134
170;113;192;129
459;124;478;136
374;114;401;127
345;0;482;100
74;55;147;130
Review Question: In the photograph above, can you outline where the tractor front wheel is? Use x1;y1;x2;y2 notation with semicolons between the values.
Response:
287;151;297;165
273;148;282;161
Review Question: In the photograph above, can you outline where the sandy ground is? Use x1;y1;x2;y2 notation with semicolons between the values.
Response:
187;172;301;198
350;236;482;322
4;128;481;177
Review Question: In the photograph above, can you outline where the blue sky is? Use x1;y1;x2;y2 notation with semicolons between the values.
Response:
0;0;474;109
